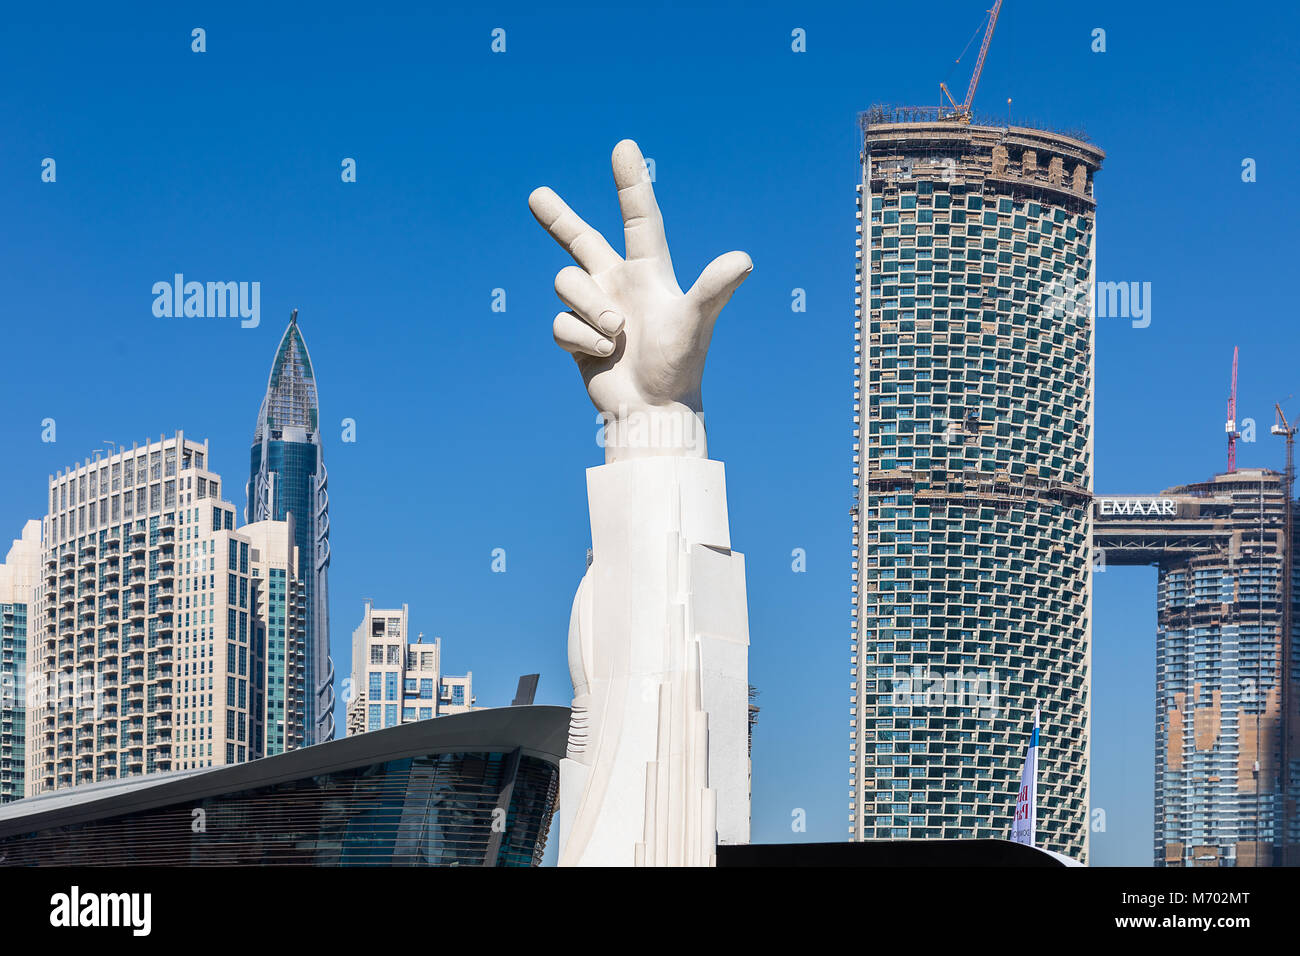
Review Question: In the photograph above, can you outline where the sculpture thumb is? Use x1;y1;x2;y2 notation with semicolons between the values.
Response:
688;250;753;315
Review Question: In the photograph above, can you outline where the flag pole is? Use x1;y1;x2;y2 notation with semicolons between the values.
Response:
1030;703;1039;849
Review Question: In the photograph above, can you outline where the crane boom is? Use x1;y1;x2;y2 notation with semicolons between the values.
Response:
939;1;1004;121
962;0;1003;112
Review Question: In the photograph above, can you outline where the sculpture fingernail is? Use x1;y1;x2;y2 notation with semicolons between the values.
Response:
595;338;615;355
598;311;625;336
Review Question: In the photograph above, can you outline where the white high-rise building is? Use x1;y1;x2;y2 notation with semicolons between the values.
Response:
345;602;474;736
29;432;308;795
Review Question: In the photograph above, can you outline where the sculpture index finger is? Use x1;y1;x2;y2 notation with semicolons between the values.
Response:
529;186;623;275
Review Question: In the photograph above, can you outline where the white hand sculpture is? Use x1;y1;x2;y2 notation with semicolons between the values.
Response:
530;139;752;463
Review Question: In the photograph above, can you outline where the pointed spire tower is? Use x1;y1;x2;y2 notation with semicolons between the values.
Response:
248;309;335;745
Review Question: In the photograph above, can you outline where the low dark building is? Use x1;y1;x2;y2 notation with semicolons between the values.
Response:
0;705;567;866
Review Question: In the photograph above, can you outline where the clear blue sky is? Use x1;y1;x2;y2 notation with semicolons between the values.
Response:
2;1;1297;865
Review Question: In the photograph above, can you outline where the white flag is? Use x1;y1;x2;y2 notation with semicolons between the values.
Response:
1011;705;1039;847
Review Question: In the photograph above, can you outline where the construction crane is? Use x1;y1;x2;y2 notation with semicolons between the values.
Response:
1226;346;1240;473
1272;402;1297;865
1273;403;1297;494
940;0;1004;122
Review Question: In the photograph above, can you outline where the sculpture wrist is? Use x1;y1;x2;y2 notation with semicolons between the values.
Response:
597;403;708;464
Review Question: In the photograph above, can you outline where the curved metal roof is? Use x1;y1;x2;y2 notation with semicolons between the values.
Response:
0;705;569;840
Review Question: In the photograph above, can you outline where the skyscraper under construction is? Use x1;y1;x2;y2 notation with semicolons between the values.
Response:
849;109;1103;860
1095;467;1300;866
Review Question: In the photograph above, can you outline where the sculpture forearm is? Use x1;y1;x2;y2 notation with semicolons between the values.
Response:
557;457;751;866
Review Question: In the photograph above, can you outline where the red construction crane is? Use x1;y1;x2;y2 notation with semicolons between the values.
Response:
1226;347;1240;473
940;0;1004;121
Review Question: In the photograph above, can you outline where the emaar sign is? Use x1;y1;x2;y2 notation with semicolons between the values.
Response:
1096;498;1178;517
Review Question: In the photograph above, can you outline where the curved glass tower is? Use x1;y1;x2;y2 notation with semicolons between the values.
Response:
248;310;335;744
849;110;1103;860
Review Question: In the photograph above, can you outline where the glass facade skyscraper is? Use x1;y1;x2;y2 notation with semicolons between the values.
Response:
248;310;335;744
0;521;41;803
849;110;1103;860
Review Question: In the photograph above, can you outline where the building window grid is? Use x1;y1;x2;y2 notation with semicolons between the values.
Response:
853;147;1096;859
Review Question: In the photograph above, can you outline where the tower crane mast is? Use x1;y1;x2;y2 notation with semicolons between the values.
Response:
1226;346;1240;473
